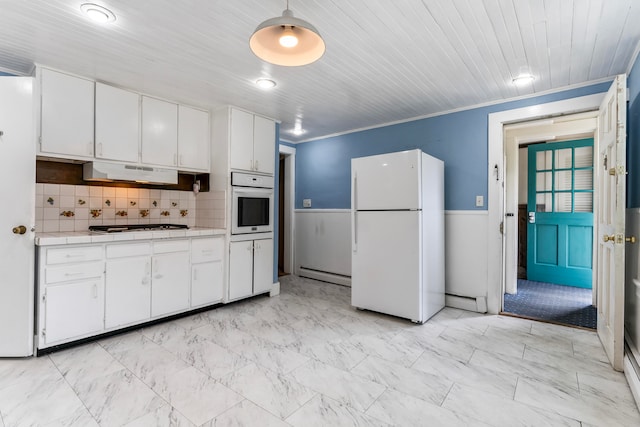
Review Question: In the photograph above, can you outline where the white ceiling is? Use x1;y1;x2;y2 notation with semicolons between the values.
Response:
1;0;639;143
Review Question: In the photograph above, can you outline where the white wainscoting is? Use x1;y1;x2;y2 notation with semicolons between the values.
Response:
444;211;489;312
294;209;490;311
295;209;352;286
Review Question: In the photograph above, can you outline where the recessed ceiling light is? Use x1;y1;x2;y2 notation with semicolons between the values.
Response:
290;127;305;136
80;3;116;24
255;78;276;89
512;73;535;86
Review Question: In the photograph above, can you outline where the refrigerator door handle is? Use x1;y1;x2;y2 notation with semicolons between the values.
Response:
352;174;357;252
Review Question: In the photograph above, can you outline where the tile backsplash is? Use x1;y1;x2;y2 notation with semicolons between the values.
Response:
35;184;202;232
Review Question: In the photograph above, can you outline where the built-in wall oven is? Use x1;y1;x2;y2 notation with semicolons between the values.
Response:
231;172;274;235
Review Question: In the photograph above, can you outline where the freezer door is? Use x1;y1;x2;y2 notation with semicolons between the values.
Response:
352;150;421;211
351;210;422;321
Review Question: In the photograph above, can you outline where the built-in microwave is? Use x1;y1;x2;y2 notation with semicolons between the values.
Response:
231;172;274;235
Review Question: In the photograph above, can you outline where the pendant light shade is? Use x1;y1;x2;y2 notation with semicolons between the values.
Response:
250;7;325;66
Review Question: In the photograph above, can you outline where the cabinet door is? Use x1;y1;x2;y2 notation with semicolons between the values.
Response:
253;116;276;175
141;96;178;167
178;105;209;171
192;261;223;307
229;240;254;300
105;257;151;328
229;108;254;172
40;69;94;158
44;278;104;344
95;83;140;163
151;252;190;316
253;238;274;294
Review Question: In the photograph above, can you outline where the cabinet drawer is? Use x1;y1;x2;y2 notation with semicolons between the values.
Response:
154;239;189;254
45;261;104;284
107;242;151;259
46;246;103;265
191;238;224;263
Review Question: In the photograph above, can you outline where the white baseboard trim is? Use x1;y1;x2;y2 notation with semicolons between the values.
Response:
445;294;488;313
298;267;352;287
270;281;281;297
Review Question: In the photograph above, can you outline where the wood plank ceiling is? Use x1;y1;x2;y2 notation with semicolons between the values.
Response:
0;0;639;142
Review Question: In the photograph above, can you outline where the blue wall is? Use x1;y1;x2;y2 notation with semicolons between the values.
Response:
295;83;611;210
629;54;640;208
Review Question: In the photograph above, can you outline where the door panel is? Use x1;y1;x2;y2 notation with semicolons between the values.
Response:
596;75;627;371
352;150;421;210
0;77;35;356
527;139;594;288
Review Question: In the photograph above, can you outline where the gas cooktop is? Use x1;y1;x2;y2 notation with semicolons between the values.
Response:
89;224;189;233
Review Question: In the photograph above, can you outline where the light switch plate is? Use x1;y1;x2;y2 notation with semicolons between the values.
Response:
475;195;484;207
303;199;312;208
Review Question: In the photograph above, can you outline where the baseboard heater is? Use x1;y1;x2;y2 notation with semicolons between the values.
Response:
625;335;640;409
445;293;487;313
298;266;351;287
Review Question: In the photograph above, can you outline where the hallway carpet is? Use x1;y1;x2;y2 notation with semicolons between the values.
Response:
503;279;596;329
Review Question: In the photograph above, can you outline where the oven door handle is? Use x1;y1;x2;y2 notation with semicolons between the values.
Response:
232;187;274;195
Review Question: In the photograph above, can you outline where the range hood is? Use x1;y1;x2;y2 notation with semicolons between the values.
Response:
83;161;178;185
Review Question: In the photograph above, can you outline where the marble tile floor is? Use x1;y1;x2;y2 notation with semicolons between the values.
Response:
1;275;639;426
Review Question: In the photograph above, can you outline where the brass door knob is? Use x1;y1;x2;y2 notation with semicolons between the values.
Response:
12;225;27;235
627;236;637;244
603;234;615;242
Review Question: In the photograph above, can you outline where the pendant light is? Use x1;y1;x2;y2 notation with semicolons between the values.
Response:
249;0;325;66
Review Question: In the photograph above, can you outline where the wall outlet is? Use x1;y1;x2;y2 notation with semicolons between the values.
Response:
475;195;484;207
303;199;312;208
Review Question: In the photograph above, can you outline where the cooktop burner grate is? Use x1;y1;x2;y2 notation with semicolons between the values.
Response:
89;224;189;233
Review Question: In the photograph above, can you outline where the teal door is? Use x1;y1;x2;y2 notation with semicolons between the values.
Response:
527;139;593;288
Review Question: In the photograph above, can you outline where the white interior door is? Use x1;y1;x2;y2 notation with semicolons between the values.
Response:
0;77;35;357
596;75;627;371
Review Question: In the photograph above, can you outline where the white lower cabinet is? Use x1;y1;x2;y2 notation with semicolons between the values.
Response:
44;278;104;344
191;237;224;307
39;245;105;346
253;239;274;294
151;246;190;317
228;238;273;301
229;240;254;300
105;243;151;329
36;234;226;350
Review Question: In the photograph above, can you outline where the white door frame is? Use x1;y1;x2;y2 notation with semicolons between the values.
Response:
279;144;296;274
487;93;606;314
503;113;599;295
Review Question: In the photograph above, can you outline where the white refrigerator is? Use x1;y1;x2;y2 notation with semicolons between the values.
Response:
351;149;444;323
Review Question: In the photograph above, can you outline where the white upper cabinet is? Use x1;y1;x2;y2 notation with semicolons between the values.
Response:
141;96;178;167
178;105;210;172
40;68;95;159
229;108;275;175
95;82;140;163
253;115;276;175
230;108;255;172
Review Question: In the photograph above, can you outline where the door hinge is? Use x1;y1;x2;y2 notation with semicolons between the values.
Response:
42;293;46;303
42;329;46;338
499;221;504;235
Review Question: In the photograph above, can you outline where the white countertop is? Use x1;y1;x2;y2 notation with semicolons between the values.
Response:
35;227;226;246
